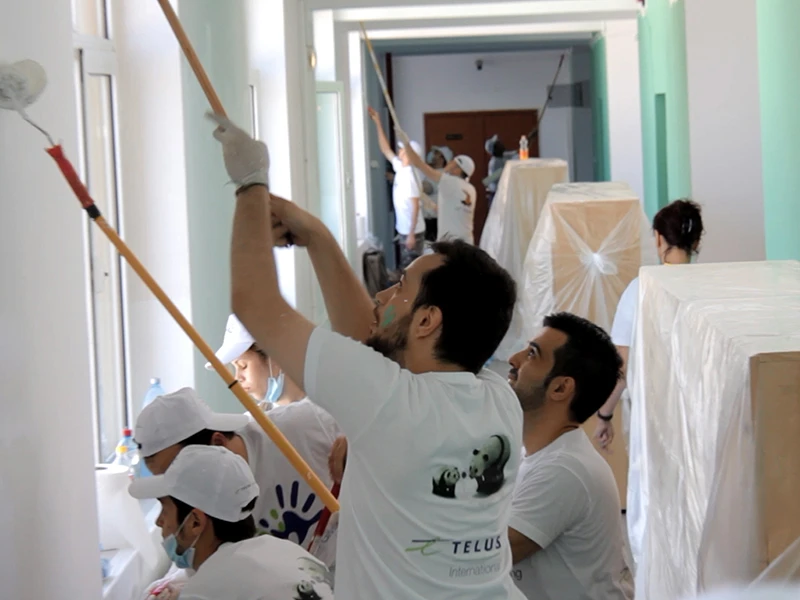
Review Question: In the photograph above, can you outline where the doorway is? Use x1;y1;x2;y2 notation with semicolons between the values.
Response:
424;109;539;244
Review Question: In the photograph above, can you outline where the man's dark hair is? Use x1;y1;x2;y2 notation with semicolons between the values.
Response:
412;239;516;373
173;496;257;544
542;312;622;423
178;429;236;447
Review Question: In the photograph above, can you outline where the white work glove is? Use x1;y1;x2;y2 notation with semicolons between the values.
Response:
206;112;269;189
141;567;190;600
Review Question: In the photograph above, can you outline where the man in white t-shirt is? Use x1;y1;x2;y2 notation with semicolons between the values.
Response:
135;388;340;573
403;138;477;244
367;106;425;267
505;312;633;600
207;112;524;600
129;445;334;600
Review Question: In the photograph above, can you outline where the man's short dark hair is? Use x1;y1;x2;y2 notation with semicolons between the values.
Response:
412;239;516;373
542;312;622;423
178;429;236;447
173;496;257;544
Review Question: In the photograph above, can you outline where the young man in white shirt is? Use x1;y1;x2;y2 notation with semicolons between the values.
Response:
505;312;634;600
403;138;477;244
367;106;425;267
207;112;524;600
129;445;334;600
135;388;340;573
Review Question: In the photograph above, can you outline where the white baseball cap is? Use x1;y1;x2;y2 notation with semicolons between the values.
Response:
430;145;454;163
398;139;423;156
454;155;476;179
134;387;249;458
129;445;259;522
205;314;255;370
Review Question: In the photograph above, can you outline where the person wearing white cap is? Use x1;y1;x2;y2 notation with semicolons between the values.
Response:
367;106;426;268
401;135;477;244
134;387;340;572
208;313;304;408
129;445;334;600
421;145;453;242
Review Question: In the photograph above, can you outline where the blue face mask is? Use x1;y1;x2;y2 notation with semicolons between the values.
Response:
265;362;285;404
162;513;200;570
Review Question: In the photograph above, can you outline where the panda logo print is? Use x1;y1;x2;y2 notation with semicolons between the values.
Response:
431;434;512;499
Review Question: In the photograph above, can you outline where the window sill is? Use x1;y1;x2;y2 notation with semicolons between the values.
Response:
102;500;169;600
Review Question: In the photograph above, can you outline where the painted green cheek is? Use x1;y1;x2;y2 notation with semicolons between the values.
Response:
380;305;397;327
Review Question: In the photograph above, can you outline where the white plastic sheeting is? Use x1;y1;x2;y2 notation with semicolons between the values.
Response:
479;159;568;359
521;182;657;343
628;261;800;600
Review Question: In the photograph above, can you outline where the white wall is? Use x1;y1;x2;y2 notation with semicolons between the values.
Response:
0;2;102;599
604;19;644;202
684;0;765;263
112;0;196;418
392;50;575;176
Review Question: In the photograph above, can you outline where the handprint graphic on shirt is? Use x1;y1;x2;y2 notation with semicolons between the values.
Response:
258;480;322;545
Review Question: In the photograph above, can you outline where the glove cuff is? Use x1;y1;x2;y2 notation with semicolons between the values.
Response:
237;170;269;189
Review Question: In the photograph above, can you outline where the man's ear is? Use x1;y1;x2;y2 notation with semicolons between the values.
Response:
414;305;443;339
209;432;230;447
184;509;208;537
547;376;575;404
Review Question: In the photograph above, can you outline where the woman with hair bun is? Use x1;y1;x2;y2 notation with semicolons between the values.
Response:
594;199;704;449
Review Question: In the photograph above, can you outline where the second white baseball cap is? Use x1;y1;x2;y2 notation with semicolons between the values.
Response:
134;387;249;458
206;314;256;370
129;445;259;522
454;155;476;179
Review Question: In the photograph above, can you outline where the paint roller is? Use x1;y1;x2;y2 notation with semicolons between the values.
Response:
359;23;437;215
0;58;338;513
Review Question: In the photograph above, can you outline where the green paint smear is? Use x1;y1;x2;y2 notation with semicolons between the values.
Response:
380;305;396;328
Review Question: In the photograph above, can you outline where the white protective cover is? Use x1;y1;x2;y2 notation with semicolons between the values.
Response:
628;260;800;600
520;182;657;348
479;159;568;359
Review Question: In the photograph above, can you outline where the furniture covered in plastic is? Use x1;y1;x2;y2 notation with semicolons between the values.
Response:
627;260;800;600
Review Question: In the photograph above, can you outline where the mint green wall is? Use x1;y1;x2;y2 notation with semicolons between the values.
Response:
757;0;800;260
591;36;610;182
179;0;251;412
637;0;692;219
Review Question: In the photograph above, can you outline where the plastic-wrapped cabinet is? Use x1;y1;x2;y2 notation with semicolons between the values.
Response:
628;260;800;600
521;181;657;336
479;159;568;359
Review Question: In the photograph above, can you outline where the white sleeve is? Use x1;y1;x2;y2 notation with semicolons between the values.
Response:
303;327;406;441
508;463;588;550
408;168;421;197
391;156;403;173
610;278;638;347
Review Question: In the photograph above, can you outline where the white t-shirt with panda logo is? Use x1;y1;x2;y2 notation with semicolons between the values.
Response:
240;399;342;567
179;534;334;600
436;172;476;244
304;327;525;600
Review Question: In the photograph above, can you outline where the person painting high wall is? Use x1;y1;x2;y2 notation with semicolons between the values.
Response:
368;106;426;267
207;111;525;600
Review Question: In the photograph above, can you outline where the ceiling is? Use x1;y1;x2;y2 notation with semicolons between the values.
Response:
372;34;593;56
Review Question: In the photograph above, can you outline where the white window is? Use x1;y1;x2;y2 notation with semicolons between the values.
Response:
72;0;130;463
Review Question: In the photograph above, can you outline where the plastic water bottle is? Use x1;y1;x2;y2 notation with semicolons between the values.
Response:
112;428;140;478
519;135;529;161
143;377;165;409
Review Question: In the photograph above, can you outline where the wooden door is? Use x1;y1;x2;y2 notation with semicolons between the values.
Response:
424;110;539;244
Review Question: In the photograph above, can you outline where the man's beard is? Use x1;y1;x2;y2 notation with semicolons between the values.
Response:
365;313;412;365
516;380;548;413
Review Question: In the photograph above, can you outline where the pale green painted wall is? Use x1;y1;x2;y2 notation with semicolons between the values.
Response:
179;0;251;412
637;0;692;219
757;0;800;260
591;36;610;182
